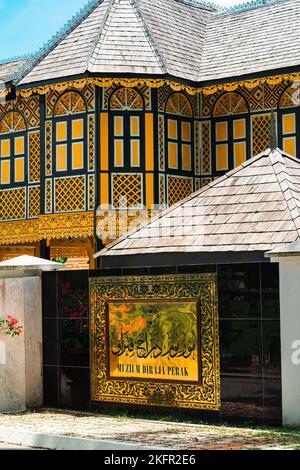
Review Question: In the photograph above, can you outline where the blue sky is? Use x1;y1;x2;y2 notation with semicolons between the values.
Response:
0;0;245;60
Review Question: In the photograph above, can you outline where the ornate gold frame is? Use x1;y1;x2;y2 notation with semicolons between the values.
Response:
90;274;220;410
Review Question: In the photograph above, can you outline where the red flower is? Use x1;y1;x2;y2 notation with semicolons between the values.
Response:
7;316;18;327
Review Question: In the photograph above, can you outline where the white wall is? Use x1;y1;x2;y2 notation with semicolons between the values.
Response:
278;259;300;427
0;276;43;412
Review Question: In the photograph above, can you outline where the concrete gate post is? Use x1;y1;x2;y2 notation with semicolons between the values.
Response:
0;256;62;412
267;240;300;427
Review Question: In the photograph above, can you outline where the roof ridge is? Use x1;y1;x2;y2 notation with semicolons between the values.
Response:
88;0;116;70
133;0;168;73
0;55;31;66
97;148;273;257
14;0;104;85
270;149;300;237
87;0;114;69
218;0;285;16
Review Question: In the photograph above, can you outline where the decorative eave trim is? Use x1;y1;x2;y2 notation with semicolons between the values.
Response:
15;70;300;99
0;212;94;246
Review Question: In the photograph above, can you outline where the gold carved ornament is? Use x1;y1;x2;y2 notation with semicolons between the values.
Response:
15;71;300;99
90;274;221;410
0;212;94;246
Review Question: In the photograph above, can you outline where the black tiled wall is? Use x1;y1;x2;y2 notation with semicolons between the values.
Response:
42;262;281;424
42;270;90;410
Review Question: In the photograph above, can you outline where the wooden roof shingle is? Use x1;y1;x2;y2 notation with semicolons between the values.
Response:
16;0;300;87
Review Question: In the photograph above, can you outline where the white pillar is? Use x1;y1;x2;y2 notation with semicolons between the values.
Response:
0;256;61;412
267;245;300;427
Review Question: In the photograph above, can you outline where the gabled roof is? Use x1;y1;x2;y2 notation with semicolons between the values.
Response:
98;148;300;258
18;0;214;86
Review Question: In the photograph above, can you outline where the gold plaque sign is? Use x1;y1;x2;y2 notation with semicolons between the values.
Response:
108;300;200;383
90;274;220;410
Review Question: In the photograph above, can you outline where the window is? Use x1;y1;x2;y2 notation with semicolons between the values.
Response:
0;111;27;187
109;88;144;171
53;91;87;174
165;92;193;173
212;93;249;174
278;84;300;158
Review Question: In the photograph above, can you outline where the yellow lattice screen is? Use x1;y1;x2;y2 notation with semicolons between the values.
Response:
252;114;271;156
89;174;95;210
213;92;248;117
28;186;40;218
54;91;86;116
29;131;40;182
55;177;85;213
88;115;95;171
1;188;26;220
167;176;193;207
166;92;193;117
113;174;142;208
201;122;211;175
195;121;201;175
110;88;144;111
0;111;26;134
45;121;52;176
158;114;165;171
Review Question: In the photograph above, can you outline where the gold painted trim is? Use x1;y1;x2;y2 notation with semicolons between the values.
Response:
90;273;221;410
15;71;300;98
0;212;94;246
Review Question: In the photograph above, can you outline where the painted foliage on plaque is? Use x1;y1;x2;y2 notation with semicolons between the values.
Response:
108;300;200;383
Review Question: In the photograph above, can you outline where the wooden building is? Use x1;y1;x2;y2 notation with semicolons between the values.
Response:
91;147;300;423
1;0;300;267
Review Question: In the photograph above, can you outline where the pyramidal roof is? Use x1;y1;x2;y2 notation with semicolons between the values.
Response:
98;148;300;258
15;0;300;88
18;0;214;85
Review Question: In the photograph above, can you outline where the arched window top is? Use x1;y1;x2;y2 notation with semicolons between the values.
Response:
0;111;26;134
109;87;144;111
279;84;300;108
165;92;193;117
213;92;248;117
54;90;87;116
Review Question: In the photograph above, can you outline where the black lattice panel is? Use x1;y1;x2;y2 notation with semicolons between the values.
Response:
113;174;142;208
1;188;26;220
89;115;95;171
201;121;211;175
55;177;86;213
252;114;272;156
88;174;95;211
158;114;165;171
45;121;52;176
46;179;52;213
29;131;41;183
194;121;201;176
28;186;40;218
167;176;193;207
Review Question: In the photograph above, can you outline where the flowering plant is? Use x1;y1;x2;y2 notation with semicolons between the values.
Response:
0;316;23;336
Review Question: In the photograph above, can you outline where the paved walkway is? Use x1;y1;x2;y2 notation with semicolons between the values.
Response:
0;409;300;450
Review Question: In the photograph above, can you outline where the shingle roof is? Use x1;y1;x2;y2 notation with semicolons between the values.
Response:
98;148;300;258
17;0;300;87
199;0;300;81
17;0;215;85
0;59;28;83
